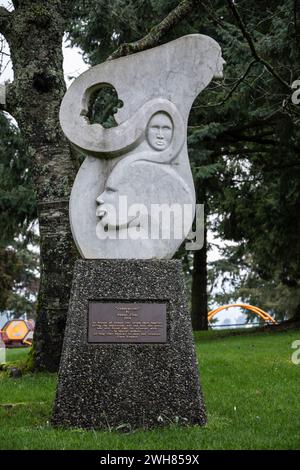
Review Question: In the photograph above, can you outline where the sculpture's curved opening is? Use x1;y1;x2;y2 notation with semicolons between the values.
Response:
87;84;123;128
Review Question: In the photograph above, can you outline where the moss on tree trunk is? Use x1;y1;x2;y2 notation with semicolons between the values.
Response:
2;0;77;371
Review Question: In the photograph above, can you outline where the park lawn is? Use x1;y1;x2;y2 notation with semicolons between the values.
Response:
0;329;299;450
5;347;31;363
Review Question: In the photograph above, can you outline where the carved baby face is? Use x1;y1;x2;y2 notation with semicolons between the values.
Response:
146;112;173;151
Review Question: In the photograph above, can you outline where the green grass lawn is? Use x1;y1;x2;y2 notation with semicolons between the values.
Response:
0;329;299;450
5;347;31;363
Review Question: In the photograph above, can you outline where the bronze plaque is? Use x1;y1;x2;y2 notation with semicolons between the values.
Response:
88;302;167;343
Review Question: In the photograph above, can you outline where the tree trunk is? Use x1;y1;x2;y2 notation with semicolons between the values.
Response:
191;186;208;331
290;303;300;322
3;0;77;371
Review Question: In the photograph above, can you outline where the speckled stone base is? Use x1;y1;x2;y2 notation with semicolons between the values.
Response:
51;259;206;430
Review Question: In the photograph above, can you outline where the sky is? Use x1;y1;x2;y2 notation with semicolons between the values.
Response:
0;0;246;327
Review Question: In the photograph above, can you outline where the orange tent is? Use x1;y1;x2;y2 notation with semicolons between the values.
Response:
208;304;277;324
0;319;35;347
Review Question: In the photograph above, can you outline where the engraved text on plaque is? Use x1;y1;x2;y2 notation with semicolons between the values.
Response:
88;302;167;343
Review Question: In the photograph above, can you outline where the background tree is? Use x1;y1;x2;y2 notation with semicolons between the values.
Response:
0;0;201;370
1;0;299;374
75;0;300;324
0;110;38;323
203;0;300;322
0;0;77;371
68;0;213;329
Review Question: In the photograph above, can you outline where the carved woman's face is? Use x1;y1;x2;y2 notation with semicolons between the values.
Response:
146;112;173;151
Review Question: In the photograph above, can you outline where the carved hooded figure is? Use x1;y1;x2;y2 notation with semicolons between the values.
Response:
60;34;225;259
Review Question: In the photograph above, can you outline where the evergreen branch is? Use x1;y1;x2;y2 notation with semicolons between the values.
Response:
0;7;11;36
226;0;291;92
108;0;198;60
193;59;257;108
227;109;283;133
223;135;277;146
266;161;300;172
215;149;271;157
200;1;227;29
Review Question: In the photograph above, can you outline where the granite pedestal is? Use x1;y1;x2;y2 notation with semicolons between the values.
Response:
51;259;206;430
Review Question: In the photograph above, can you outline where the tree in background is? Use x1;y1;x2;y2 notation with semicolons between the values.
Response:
48;0;300;327
68;0;213;329
1;0;299;376
0;0;200;371
0;0;77;371
0;243;39;321
197;0;300;322
73;0;300;324
0;111;38;322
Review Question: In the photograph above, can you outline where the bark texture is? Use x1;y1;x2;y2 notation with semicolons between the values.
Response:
3;0;77;371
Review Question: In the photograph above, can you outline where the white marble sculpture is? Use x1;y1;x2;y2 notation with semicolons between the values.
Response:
60;34;224;259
